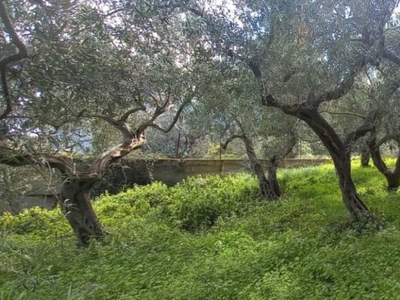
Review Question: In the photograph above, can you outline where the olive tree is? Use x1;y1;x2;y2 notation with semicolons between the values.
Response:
366;71;400;189
0;0;199;246
180;0;400;220
186;63;296;199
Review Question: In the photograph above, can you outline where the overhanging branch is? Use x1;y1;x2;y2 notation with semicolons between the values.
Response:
310;59;365;108
375;133;400;148
220;135;244;150
0;1;28;69
320;110;367;120
0;150;71;173
86;113;134;140
0;69;11;120
383;49;400;67
344;113;375;147
118;106;145;122
142;97;192;134
0;0;29;120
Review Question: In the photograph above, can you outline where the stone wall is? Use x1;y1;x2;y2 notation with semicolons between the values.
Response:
12;158;330;212
150;158;329;186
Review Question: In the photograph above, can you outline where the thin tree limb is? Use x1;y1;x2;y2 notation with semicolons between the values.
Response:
0;1;28;69
375;133;400;148
0;69;11;120
344;114;375;147
0;0;28;120
320;110;367;120
383;49;400;67
220;135;244;150
310;59;366;108
118;106;145;122
142;98;192;134
0;150;71;173
86;113;134;140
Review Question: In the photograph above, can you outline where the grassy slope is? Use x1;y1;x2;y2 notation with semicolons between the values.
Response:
1;162;400;299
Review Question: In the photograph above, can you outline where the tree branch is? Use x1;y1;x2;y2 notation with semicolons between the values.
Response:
220;135;244;150
280;133;298;160
320;110;367;120
383;49;400;67
0;1;28;69
143;98;192;134
367;134;389;174
248;59;306;114
0;150;71;173
249;60;262;79
187;6;204;17
118;106;145;122
310;59;365;108
86;114;134;140
375;133;400;148
344;114;375;147
0;69;11;120
0;0;28;120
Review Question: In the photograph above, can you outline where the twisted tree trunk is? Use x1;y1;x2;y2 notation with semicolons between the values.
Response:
59;99;190;246
60;177;104;247
241;135;280;199
368;136;400;190
298;109;370;220
267;155;281;198
360;145;370;167
61;130;146;246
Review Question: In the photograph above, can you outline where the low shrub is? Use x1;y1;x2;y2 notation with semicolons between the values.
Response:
0;207;69;238
163;173;259;232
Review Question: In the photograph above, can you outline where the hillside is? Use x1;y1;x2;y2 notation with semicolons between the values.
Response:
1;162;400;299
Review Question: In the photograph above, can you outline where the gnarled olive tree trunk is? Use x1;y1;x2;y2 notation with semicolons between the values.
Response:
58;100;189;246
368;136;400;190
360;145;370;167
60;177;104;247
267;155;281;198
221;133;280;199
298;109;370;220
59;130;147;246
241;135;280;199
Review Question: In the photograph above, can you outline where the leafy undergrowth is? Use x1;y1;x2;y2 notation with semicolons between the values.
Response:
1;162;400;299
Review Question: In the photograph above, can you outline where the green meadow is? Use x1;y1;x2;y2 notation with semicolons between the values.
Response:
1;162;400;300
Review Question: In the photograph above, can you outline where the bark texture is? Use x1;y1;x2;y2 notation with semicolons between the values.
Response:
58;130;147;246
221;133;281;199
241;135;280;199
297;109;370;220
60;177;103;247
368;135;400;190
360;146;370;167
267;155;281;198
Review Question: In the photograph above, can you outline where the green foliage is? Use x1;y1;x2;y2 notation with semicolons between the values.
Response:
165;174;259;231
97;173;259;232
3;164;400;299
0;207;69;238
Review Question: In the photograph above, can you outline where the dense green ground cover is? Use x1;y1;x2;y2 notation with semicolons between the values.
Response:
1;162;400;299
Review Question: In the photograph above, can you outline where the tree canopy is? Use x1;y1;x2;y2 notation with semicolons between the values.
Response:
1;0;400;244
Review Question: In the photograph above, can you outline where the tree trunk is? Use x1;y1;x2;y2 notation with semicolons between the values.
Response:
61;130;146;246
267;155;281;197
360;146;370;167
335;158;370;218
60;178;104;247
368;137;400;190
242;135;279;199
386;173;400;190
298;109;370;220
